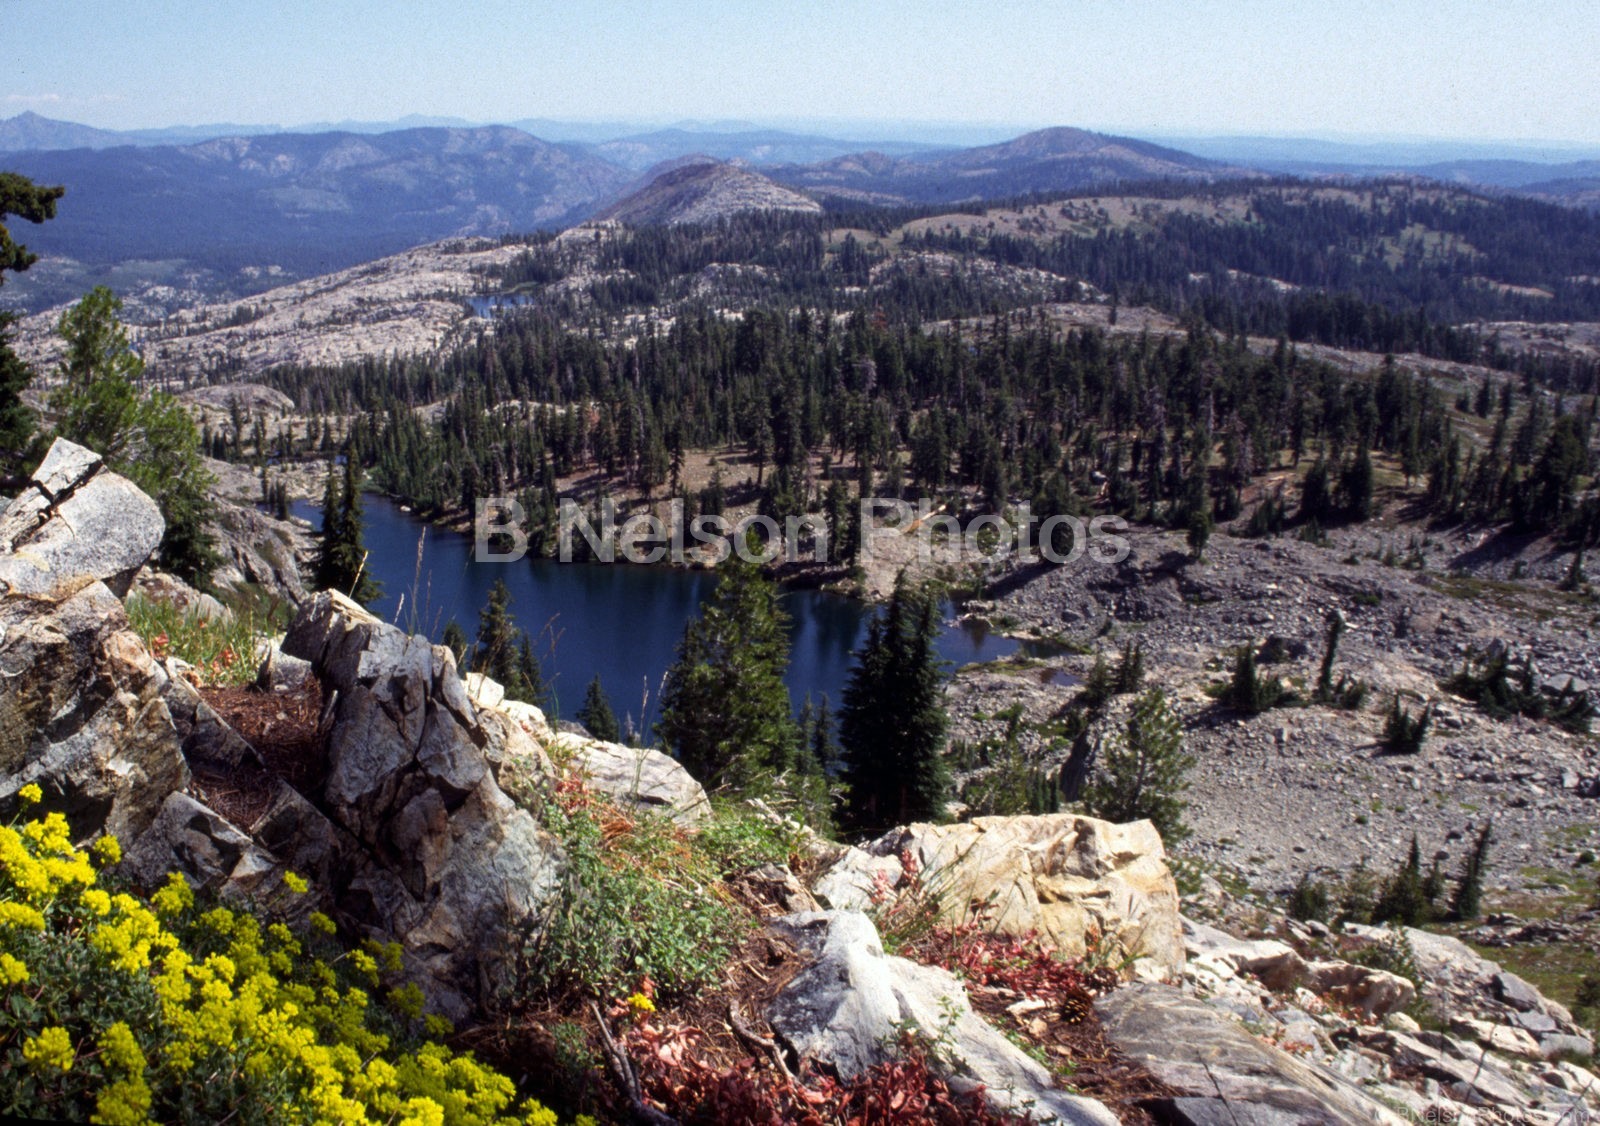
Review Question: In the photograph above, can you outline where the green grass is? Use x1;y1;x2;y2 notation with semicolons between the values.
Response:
1460;932;1600;1029
124;594;270;687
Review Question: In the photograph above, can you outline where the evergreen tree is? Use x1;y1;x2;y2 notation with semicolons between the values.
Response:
811;693;840;775
1338;444;1375;521
441;620;469;666
49;287;218;585
655;551;798;793
839;577;951;834
1315;609;1346;702
1226;646;1285;714
312;458;380;605
1081;651;1115;707
1384;696;1432;754
1451;822;1493;921
1299;458;1333;524
1082;687;1194;842
1373;835;1429;926
577;675;621;743
0;173;62;484
1114;642;1145;695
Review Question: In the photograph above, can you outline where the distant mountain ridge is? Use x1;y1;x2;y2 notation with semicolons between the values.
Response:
596;161;822;226
17;115;1597;315
767;126;1232;203
1;126;631;309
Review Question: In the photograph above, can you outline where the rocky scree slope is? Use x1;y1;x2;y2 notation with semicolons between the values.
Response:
952;520;1600;898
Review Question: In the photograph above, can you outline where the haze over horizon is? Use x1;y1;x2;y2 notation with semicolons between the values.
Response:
4;0;1598;147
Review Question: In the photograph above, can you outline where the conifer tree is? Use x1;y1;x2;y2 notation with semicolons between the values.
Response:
655;551;798;793
1082;687;1193;842
0;173;62;484
577;675;621;743
839;577;950;835
1451;822;1493;921
441;620;469;665
313;458;380;605
50;287;217;585
1374;835;1429;926
811;693;840;775
1226;646;1285;714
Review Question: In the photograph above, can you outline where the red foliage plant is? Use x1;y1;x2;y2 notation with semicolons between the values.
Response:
623;1021;1029;1126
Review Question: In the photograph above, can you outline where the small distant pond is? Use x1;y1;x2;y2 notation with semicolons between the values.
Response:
464;294;538;317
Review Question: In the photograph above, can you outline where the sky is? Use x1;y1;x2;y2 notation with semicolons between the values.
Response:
3;0;1598;144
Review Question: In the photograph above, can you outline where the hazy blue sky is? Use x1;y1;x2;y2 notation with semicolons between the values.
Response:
4;0;1597;143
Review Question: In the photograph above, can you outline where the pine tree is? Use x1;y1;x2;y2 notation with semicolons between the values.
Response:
1384;696;1432;754
313;458;380;605
1226;646;1285;714
1339;444;1375;521
513;635;550;710
811;693;840;775
839;577;950;835
1082;687;1193;842
1374;835;1428;925
655;551;798;793
1081;651;1115;707
577;675;621;743
1315;610;1345;701
474;579;519;680
49;287;217;584
1451;822;1493;921
312;463;345;593
0;173;62;485
1114;641;1145;695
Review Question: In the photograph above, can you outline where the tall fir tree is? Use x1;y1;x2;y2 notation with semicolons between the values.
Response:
313;457;379;605
839;576;950;835
655;551;798;793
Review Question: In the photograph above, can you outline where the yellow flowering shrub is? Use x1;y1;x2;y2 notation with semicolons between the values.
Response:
0;809;578;1126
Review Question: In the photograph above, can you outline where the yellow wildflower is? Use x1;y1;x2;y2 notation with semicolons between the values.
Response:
387;982;425;1020
150;872;194;918
283;870;309;894
0;951;28;984
92;834;123;865
625;991;656;1016
16;783;42;807
93;1076;153;1126
23;1026;75;1072
99;1022;146;1074
0;901;46;930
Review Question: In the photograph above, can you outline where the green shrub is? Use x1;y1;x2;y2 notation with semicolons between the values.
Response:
695;803;805;877
1082;688;1194;843
1288;873;1331;922
1443;650;1593;734
526;798;746;1002
1384;697;1432;754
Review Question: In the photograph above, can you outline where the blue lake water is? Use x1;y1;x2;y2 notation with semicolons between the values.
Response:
292;495;1048;726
